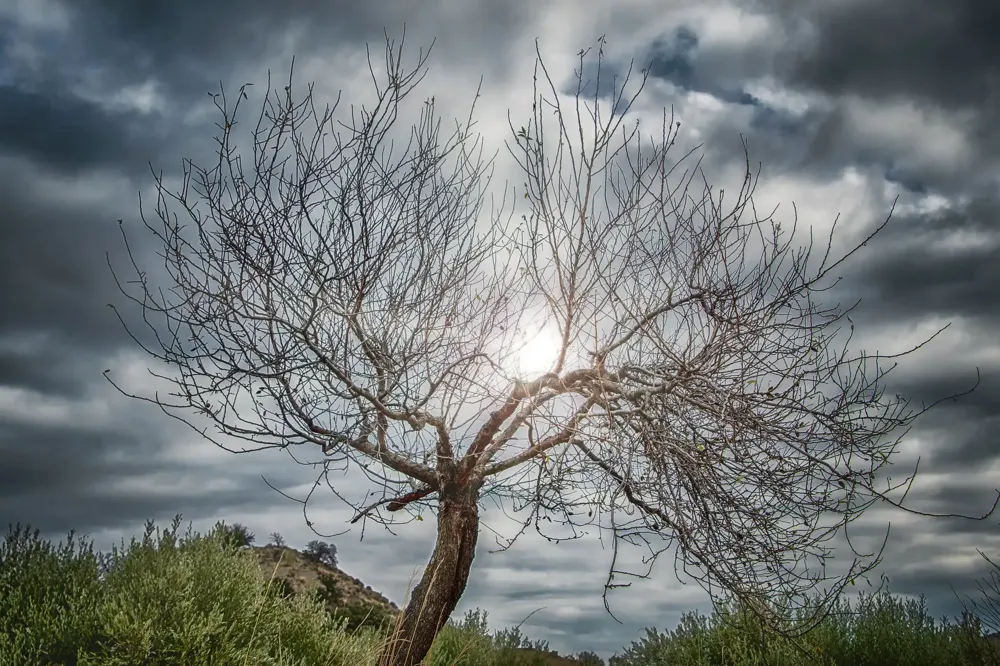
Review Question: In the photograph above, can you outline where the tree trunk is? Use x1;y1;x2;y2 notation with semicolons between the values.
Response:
378;487;480;666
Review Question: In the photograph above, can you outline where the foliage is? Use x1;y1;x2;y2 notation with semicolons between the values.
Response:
316;572;345;606
425;608;553;666
0;524;106;665
304;539;338;568
210;520;255;549
492;625;551;652
958;548;1000;643
269;532;286;547
0;517;375;666
573;650;606;665
330;599;397;636
609;589;1000;666
267;575;297;600
6;516;1000;665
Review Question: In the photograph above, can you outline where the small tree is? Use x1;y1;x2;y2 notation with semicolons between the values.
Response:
108;34;997;666
268;532;286;548
573;651;605;666
211;521;254;549
304;540;338;568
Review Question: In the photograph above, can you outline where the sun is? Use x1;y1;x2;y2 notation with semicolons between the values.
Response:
513;323;563;379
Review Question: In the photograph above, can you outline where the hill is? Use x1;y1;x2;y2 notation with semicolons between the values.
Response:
248;544;599;665
252;543;401;614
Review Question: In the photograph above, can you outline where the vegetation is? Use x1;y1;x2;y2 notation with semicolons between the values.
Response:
610;593;1000;666
305;540;339;568
0;518;374;666
213;521;256;549
2;517;1000;665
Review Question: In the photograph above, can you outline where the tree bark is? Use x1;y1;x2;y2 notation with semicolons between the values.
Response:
378;486;480;666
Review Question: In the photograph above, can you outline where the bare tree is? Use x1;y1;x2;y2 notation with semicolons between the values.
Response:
107;33;996;666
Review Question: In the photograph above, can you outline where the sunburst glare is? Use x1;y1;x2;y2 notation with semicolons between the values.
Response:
511;322;563;380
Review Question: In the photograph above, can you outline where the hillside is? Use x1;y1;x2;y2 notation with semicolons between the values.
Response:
248;544;595;665
252;543;401;614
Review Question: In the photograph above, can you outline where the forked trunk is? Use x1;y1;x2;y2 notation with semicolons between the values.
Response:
378;488;480;666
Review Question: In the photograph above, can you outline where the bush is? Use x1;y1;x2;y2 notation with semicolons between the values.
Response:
85;516;344;665
574;650;606;665
0;516;383;666
21;514;1000;666
316;572;344;606
266;575;296;601
209;520;254;549
304;539;338;568
609;589;1000;666
331;599;396;635
492;622;550;652
423;608;550;666
0;524;106;665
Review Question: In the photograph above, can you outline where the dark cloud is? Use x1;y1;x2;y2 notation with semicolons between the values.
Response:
882;537;998;605
62;0;535;97
66;0;378;95
845;196;1000;325
0;405;320;538
0;87;144;172
647;25;699;89
1;417;183;535
639;1;1000;196
0;168;127;351
766;0;1000;197
757;0;1000;113
0;336;109;398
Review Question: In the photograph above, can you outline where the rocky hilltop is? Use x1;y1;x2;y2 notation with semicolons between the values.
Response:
251;544;400;613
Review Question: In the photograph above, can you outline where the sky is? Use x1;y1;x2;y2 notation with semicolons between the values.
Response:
1;0;999;659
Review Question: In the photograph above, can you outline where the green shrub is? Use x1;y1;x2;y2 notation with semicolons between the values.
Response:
79;516;344;665
211;521;255;550
304;540;338;568
316;572;344;606
267;575;297;601
573;650;606;665
12;514;1000;666
610;589;1000;666
0;516;388;666
0;524;106;665
329;599;396;636
425;608;551;666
